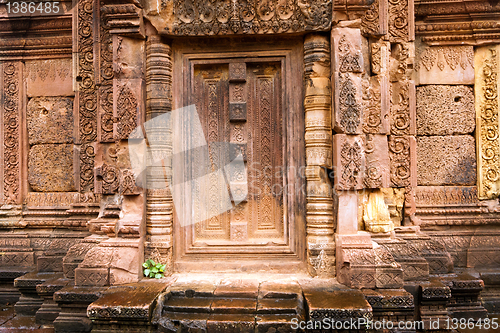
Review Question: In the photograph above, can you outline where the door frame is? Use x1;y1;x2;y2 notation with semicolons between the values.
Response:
171;36;306;273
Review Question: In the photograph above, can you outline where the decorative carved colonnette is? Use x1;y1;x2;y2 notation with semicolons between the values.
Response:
165;0;332;36
145;36;174;274
303;34;334;277
475;45;500;200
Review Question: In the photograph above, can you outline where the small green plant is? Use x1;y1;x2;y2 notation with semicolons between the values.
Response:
142;259;166;279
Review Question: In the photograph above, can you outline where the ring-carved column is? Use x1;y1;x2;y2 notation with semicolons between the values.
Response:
145;35;174;274
304;33;335;277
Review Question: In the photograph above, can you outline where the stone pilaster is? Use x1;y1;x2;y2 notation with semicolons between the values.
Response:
304;33;335;277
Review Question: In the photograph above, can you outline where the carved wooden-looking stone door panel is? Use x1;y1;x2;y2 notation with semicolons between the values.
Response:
173;43;305;272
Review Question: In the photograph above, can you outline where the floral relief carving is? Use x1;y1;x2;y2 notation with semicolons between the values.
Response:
476;46;500;199
171;0;332;35
78;0;97;192
116;85;138;140
340;140;362;189
339;73;361;134
2;62;21;204
416;46;474;72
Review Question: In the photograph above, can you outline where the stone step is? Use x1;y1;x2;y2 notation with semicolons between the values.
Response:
256;297;303;315
157;278;307;332
163;297;212;313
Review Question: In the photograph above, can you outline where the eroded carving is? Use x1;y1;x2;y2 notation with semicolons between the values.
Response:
416;85;474;136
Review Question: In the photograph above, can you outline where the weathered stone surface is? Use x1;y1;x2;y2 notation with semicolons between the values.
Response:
417;136;476;186
207;314;255;333
304;289;372;321
214;279;259;298
258;281;301;299
28;144;75;192
27;97;74;145
88;281;167;320
211;299;257;314
336;191;359;234
364;134;390;188
416;85;474;135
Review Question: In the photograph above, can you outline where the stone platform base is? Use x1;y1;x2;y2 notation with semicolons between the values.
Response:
2;271;498;332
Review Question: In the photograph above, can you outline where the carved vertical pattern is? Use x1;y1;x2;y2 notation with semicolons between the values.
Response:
390;80;415;136
361;0;388;37
338;73;361;134
2;62;22;204
145;36;173;274
116;85;138;139
388;135;416;216
304;33;334;277
476;46;500;199
388;0;414;42
77;0;96;192
389;136;411;188
98;22;114;143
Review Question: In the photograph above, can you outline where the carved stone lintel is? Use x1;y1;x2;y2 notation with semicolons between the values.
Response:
159;0;333;36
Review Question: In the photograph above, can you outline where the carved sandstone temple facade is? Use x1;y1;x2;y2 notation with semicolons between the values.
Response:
1;0;500;331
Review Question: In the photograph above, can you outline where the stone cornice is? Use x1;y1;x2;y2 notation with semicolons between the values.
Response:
415;0;500;45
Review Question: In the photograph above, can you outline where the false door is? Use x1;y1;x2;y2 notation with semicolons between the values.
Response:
173;43;305;272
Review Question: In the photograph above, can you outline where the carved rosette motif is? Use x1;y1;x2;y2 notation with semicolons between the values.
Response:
476;46;500;199
304;33;334;277
170;0;332;35
2;62;22;205
78;0;96;192
390;81;414;136
145;36;174;274
388;136;410;187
